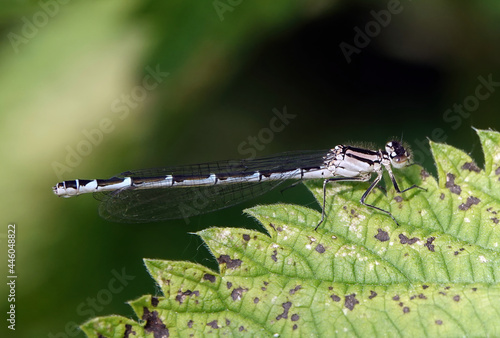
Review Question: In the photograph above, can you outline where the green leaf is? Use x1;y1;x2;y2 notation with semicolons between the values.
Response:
81;128;500;337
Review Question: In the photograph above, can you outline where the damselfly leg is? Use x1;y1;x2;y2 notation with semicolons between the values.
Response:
315;165;426;230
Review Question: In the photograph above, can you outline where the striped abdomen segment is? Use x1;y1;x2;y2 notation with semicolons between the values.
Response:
52;166;333;198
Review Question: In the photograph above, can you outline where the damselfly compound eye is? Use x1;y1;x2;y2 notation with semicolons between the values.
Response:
386;141;410;169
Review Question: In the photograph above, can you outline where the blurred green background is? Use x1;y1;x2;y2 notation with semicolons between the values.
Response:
0;0;499;336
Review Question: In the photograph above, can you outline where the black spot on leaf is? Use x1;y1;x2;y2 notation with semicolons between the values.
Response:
315;244;326;253
368;291;377;299
271;250;278;262
203;274;216;283
175;290;199;304
344;294;359;311
425;237;436;252
289;285;302;295
331;294;341;302
458;196;481;211
142;308;169;338
403;307;410;314
124;324;135;337
487;207;497;214
291;314;299;321
217;255;242;269
231;287;247;301
436;320;443;325
445;173;461;195
421;170;430;180
187;320;193;328
399;234;419;245
242;234;250;241
461;162;480;172
453;295;460;302
151;297;159;307
375;229;390;242
276;302;292;320
206;320;219;329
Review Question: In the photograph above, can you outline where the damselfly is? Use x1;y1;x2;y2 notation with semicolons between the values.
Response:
53;141;425;228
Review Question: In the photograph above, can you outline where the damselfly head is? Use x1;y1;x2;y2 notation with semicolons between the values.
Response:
385;141;411;169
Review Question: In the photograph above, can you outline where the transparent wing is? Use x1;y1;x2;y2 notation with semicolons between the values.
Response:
98;179;291;223
96;150;329;223
116;150;329;179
